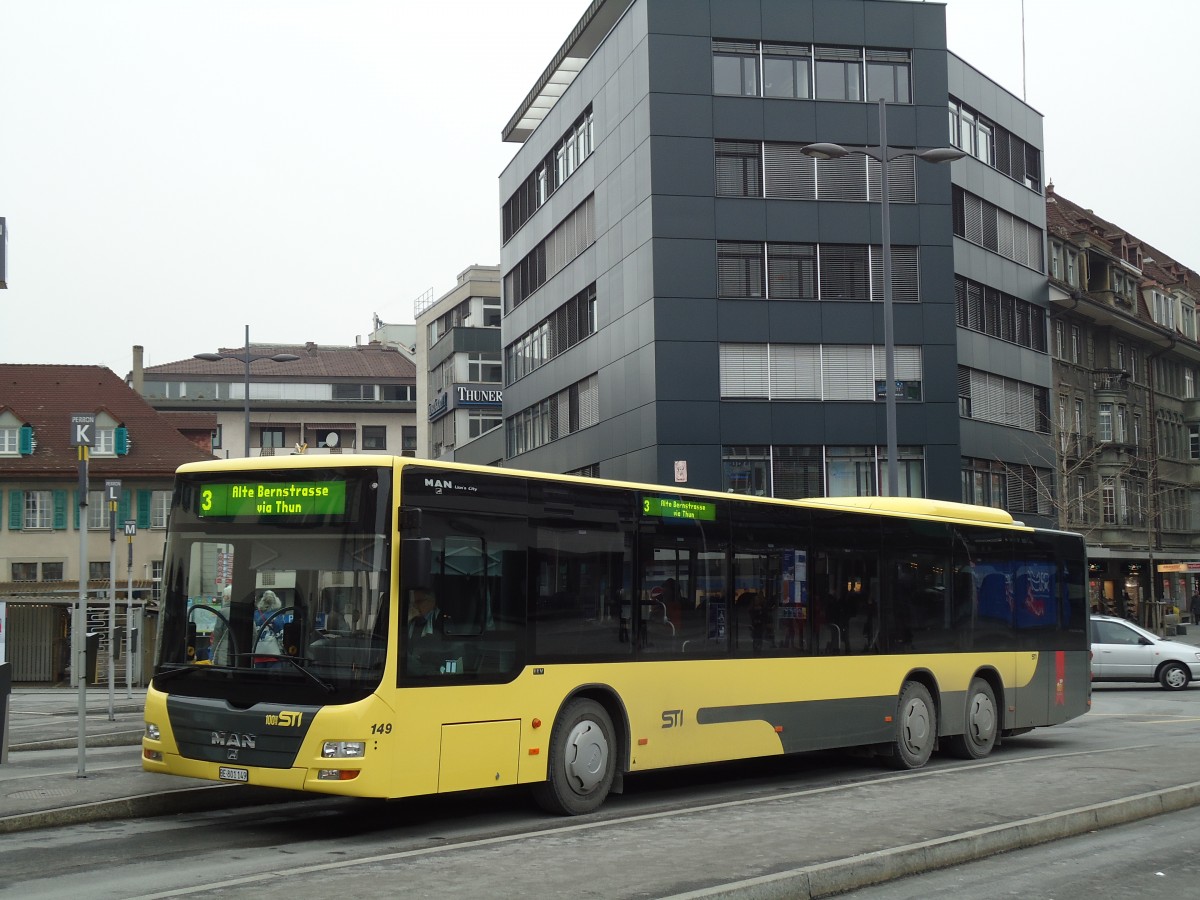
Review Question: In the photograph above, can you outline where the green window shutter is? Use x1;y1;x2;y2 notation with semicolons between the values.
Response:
137;490;152;528
9;490;23;530
73;491;80;530
115;427;129;455
119;489;131;525
19;425;34;455
53;490;68;529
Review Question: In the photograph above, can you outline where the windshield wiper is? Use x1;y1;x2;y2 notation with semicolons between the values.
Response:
239;654;336;693
154;663;236;684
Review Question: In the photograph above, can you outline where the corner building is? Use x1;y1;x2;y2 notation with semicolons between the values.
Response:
490;0;1052;518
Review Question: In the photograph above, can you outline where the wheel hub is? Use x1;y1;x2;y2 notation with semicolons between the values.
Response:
564;720;609;793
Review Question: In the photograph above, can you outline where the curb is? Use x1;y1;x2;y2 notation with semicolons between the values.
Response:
9;731;145;752
0;783;312;835
668;781;1200;899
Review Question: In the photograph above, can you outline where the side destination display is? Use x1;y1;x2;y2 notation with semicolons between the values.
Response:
642;495;716;521
199;481;347;517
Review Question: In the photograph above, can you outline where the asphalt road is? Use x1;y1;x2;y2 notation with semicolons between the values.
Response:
1;685;1198;899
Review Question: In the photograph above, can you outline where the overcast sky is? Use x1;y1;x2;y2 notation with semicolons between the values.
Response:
1;0;1194;376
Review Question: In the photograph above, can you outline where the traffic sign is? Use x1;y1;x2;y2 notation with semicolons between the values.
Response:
105;480;121;502
124;520;137;536
70;414;96;447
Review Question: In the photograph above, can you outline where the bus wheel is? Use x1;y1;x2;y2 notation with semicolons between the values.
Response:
888;681;936;770
532;698;616;816
946;678;997;759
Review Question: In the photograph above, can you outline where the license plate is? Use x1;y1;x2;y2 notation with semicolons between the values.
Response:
219;767;249;783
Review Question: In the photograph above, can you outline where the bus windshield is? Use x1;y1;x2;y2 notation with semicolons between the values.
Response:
155;465;392;701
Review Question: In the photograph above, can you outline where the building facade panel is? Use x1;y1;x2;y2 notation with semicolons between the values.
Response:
500;0;1046;509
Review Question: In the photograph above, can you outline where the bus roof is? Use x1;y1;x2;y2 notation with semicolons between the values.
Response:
176;455;1032;532
796;496;1028;530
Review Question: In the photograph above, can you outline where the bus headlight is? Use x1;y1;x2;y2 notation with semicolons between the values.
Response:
145;723;160;740
322;740;366;758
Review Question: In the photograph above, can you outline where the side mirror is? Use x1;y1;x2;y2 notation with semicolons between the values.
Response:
401;537;432;590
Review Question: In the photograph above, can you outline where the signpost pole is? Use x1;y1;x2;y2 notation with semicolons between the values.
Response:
126;521;136;699
70;413;95;778
105;481;120;721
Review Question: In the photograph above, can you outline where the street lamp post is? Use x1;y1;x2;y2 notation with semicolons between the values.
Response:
802;98;965;496
195;325;300;458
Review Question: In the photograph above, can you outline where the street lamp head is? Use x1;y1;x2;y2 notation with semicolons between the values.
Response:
193;353;225;362
800;141;851;161
269;353;301;363
917;147;968;164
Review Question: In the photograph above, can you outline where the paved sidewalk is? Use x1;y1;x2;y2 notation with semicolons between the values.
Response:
1;684;297;833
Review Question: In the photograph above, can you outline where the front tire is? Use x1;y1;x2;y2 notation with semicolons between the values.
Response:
1160;662;1190;691
532;698;617;815
887;681;936;770
945;677;998;759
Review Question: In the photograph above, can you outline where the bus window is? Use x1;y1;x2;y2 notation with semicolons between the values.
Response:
530;481;634;660
401;509;528;679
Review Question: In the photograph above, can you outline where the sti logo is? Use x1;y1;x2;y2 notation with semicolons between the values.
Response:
265;711;303;727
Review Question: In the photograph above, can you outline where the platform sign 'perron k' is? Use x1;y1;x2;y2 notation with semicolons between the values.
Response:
70;413;96;447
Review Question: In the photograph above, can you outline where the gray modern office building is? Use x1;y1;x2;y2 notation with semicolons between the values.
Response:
489;0;1052;523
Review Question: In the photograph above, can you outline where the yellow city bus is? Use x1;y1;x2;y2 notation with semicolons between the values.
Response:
143;456;1090;814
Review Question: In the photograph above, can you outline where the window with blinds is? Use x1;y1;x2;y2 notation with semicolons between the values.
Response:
764;142;816;199
866;49;911;104
720;343;922;401
819;245;870;301
767;243;817;299
505;373;600;458
763;43;812;98
948;97;1042;194
814;47;863;101
955;276;1048;352
504;195;596;311
719;344;769;397
866;156;916;203
958;366;1050;433
714;41;912;105
717;242;766;298
952;187;1044;271
869;245;919;303
713;40;759;96
772;446;824;498
715;140;763;197
758;142;916;203
503;106;595;242
721;241;917;302
505;283;597;385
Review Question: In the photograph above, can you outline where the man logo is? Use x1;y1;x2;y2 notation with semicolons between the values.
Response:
211;731;257;749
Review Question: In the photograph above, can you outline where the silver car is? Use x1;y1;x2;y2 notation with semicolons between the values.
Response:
1090;614;1200;690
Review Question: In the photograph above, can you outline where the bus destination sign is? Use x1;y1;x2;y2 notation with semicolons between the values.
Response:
642;495;716;521
199;481;347;517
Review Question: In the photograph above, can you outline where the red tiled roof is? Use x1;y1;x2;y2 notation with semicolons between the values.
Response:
1046;188;1198;290
141;342;416;380
0;364;213;477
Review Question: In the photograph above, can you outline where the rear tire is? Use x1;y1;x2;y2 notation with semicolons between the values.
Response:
946;677;998;759
887;681;936;770
532;698;616;816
